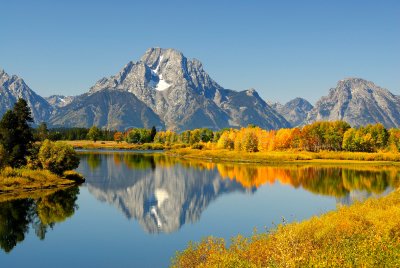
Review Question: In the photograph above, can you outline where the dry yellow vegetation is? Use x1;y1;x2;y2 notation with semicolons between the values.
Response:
172;188;400;267
168;148;400;164
0;167;83;201
64;140;166;150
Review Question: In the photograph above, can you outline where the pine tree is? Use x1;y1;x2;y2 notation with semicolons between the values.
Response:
150;126;157;142
0;99;34;167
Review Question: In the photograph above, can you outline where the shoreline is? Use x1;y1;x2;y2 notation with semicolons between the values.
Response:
64;140;166;150
167;148;400;166
172;188;400;267
64;140;400;165
0;168;85;202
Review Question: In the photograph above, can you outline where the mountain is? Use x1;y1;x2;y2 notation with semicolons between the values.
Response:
0;69;52;123
306;78;400;128
271;98;313;127
45;95;75;108
87;48;289;130
49;90;164;130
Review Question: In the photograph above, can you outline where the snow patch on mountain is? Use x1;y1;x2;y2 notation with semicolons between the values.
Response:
154;75;171;91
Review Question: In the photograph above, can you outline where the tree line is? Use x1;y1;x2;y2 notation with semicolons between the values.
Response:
33;124;117;142
110;121;400;153
15;111;400;154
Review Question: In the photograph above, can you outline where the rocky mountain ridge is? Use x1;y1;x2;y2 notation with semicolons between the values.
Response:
0;69;52;123
1;49;400;129
306;78;400;128
271;97;313;127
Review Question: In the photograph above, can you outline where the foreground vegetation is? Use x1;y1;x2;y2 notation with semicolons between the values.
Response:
0;99;82;194
0;167;83;197
172;188;400;267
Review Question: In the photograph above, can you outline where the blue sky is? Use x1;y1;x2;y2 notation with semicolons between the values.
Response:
1;0;399;103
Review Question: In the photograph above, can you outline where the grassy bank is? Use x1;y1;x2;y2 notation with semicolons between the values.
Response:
0;167;84;200
168;148;400;165
64;140;166;150
172;188;400;267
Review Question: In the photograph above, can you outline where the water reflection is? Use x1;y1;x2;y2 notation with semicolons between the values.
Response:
79;152;400;234
0;187;79;253
80;153;247;234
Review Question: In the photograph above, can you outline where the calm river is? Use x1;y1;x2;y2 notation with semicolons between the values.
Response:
1;151;399;267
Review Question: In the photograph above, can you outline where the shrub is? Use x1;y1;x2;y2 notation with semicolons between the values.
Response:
63;170;85;183
191;143;204;150
38;140;80;175
171;144;188;149
26;143;42;170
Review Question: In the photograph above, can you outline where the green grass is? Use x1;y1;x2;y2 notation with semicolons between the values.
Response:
171;188;400;267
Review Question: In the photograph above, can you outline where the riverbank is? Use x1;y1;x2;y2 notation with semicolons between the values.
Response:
167;148;400;165
63;141;400;164
172;188;400;267
0;167;84;201
64;140;166;150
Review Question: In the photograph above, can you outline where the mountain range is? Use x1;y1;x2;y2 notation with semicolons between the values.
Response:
1;48;399;130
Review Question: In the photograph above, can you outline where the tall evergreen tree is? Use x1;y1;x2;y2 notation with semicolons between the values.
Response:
150;126;157;142
0;99;34;167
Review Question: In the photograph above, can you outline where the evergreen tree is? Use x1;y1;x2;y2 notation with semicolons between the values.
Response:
150;126;157;142
0;99;34;167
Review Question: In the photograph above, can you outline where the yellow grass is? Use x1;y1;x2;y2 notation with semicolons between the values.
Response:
64;140;166;150
172;188;400;267
168;148;400;165
0;167;82;200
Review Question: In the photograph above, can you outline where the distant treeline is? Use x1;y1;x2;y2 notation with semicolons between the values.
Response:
34;125;117;141
113;121;400;153
34;121;400;153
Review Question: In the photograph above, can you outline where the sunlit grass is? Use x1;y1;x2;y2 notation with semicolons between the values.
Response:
171;188;400;267
64;140;167;150
168;148;400;164
0;167;81;201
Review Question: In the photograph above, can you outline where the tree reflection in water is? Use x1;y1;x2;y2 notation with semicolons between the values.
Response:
0;187;79;253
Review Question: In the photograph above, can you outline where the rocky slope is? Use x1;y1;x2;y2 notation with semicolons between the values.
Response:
45;95;75;108
0;69;52;123
272;98;313;127
306;78;400;128
49;90;164;130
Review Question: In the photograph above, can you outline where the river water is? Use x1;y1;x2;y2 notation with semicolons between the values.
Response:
1;151;399;267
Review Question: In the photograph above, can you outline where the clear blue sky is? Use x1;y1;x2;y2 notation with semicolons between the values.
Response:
1;0;399;103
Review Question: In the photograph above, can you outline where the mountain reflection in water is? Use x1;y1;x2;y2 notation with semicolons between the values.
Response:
79;152;400;234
